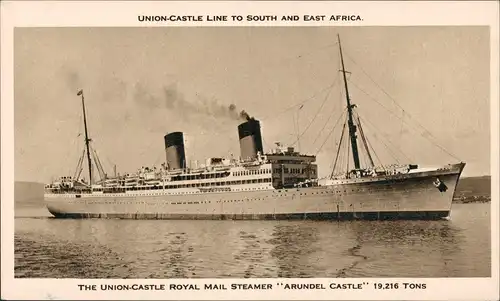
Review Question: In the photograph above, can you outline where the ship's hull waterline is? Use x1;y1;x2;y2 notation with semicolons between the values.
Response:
45;163;465;221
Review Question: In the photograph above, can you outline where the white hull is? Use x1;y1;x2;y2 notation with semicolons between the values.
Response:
44;163;465;220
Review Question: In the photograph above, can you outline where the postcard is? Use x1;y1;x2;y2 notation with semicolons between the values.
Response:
1;1;498;300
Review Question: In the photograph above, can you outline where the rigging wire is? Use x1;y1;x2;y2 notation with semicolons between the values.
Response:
335;134;343;175
362;148;368;170
342;129;349;173
315;109;348;156
335;119;349;177
358;134;366;169
311;43;343;149
92;147;107;180
364;131;386;171
90;148;101;181
277;42;339;65
330;117;347;178
357;114;402;164
289;79;337;147
331;128;342;175
355;110;413;163
73;149;85;180
347;80;415;162
260;81;338;123
251;42;340;78
261;136;272;153
399;110;405;147
355;115;375;168
346;131;350;174
66;106;83;177
182;80;339;145
343;52;460;161
187;42;342;137
329;75;346;175
311;84;342;147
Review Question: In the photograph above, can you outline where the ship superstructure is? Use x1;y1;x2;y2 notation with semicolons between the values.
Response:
45;118;319;197
44;35;465;220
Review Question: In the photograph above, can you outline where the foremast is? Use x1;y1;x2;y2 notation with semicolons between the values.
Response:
338;34;361;170
77;89;93;185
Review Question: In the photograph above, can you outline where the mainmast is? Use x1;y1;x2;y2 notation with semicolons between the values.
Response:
77;89;93;185
337;34;361;170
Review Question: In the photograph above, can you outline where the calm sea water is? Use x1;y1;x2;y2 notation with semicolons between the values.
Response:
14;202;490;278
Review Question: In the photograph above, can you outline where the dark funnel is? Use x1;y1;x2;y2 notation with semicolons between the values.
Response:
164;132;186;170
237;119;263;160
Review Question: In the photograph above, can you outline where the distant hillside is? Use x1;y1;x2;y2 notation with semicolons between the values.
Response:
455;176;491;197
454;176;491;203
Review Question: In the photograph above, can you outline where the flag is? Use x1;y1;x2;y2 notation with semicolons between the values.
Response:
77;90;83;96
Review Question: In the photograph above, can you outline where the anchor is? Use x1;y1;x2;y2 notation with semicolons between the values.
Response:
433;177;448;192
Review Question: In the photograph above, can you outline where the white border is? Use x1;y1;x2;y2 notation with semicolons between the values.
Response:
1;1;499;300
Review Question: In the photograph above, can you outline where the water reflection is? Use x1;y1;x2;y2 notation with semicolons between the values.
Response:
345;220;464;277
14;204;490;278
161;232;189;278
268;222;321;277
14;232;121;278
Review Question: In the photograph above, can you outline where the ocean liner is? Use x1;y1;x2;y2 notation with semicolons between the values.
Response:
44;35;465;220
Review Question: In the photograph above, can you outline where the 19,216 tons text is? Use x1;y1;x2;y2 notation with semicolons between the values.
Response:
374;283;427;290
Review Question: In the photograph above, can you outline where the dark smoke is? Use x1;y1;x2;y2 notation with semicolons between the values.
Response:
135;83;162;108
239;110;254;121
231;105;253;121
159;84;254;122
62;73;258;123
162;85;199;115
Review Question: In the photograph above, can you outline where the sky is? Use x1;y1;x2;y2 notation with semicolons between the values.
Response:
14;26;491;183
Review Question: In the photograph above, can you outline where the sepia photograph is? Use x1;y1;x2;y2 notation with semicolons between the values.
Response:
12;25;492;281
